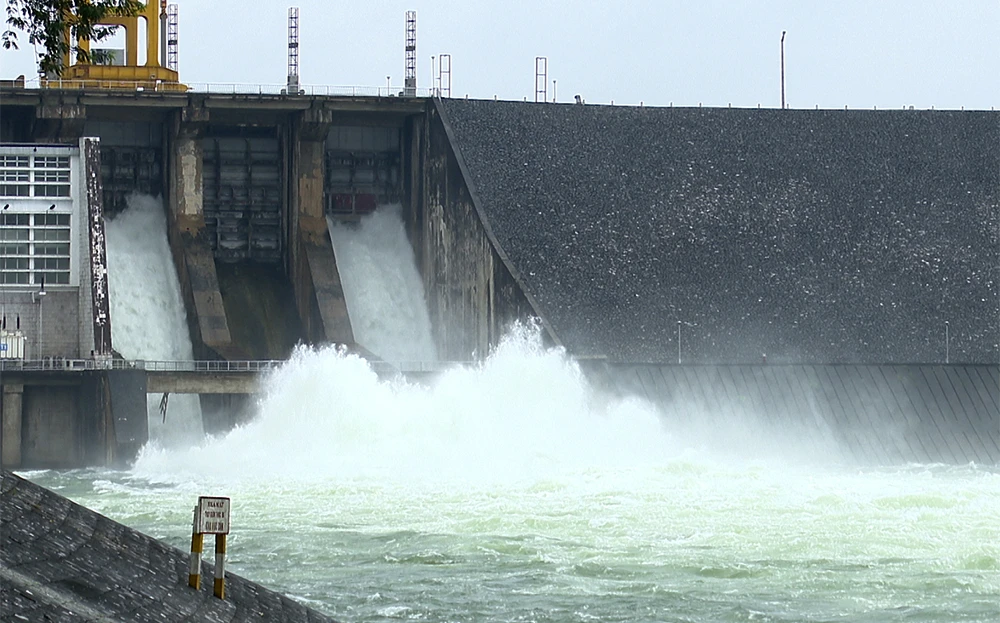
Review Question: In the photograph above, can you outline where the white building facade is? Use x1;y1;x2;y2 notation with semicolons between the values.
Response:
0;139;109;361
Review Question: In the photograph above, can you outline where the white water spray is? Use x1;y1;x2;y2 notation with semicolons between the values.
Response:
327;205;437;362
132;324;670;484
105;194;203;445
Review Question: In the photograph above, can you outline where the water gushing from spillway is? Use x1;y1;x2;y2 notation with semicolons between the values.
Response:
327;204;437;362
131;323;666;483
97;325;1000;623
105;194;203;446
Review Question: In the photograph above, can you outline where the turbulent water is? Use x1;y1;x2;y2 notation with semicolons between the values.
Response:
105;194;204;445
23;327;1000;623
30;199;1000;622
328;205;437;362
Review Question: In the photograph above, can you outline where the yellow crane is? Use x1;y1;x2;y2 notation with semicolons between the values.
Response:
46;0;186;91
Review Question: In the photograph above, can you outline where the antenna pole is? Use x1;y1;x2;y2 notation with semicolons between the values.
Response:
287;7;300;93
404;11;417;96
780;31;787;109
534;57;547;102
159;0;167;67
166;4;179;72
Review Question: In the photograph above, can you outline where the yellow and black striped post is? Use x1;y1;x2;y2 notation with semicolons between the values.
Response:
188;531;203;589
188;496;230;599
213;534;227;599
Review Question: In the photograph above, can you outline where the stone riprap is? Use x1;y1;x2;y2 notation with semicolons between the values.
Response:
440;100;999;363
0;471;337;623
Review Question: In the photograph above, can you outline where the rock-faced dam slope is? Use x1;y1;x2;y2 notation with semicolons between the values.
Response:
1;471;337;623
440;100;999;364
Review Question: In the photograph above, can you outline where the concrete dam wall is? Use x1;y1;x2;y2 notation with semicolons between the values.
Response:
439;100;999;364
1;90;998;469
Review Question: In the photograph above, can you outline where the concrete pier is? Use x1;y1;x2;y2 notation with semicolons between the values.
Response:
1;383;24;468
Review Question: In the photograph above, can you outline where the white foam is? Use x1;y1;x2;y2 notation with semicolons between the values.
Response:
131;323;670;484
105;194;203;445
327;205;437;362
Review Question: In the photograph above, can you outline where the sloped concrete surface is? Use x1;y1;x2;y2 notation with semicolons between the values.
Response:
0;471;337;623
440;100;999;364
594;363;1000;464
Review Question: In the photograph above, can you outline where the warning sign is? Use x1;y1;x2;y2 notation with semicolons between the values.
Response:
195;496;230;534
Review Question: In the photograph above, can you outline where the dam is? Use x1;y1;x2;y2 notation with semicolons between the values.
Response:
0;7;998;623
0;85;998;469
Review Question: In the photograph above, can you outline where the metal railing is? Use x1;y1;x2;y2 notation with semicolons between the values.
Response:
0;358;282;372
7;77;442;99
0;358;467;374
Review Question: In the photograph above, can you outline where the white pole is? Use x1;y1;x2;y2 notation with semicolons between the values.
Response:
945;320;950;363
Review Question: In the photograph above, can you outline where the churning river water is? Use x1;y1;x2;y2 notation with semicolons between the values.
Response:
23;196;998;622
20;331;1000;623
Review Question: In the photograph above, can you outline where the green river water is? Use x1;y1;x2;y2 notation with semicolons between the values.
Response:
19;335;1000;623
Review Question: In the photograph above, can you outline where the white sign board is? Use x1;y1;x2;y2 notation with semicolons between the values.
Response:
195;496;231;534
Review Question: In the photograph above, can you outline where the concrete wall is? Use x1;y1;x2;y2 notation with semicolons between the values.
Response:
1;373;111;469
0;292;77;358
21;384;79;467
107;368;148;462
419;104;542;359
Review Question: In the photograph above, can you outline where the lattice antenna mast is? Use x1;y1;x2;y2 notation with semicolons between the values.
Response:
438;53;451;98
166;4;179;72
159;1;167;67
404;10;417;96
287;7;300;93
535;57;548;102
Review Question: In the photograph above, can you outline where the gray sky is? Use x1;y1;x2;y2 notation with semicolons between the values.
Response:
2;0;997;109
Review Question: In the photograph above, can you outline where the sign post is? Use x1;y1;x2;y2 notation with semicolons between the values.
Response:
188;496;230;599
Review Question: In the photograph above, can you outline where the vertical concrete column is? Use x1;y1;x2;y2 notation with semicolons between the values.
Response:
164;103;235;360
295;103;333;249
1;383;24;468
291;105;355;346
174;132;206;236
297;137;327;245
170;100;209;236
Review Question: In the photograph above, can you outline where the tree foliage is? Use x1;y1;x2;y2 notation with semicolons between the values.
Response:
3;0;144;76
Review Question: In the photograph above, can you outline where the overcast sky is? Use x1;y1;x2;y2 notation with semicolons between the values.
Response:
1;0;997;109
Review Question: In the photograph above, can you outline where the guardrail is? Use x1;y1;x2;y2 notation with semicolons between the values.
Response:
0;358;468;374
7;77;442;98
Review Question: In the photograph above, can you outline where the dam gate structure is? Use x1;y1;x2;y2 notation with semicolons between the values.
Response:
1;84;997;469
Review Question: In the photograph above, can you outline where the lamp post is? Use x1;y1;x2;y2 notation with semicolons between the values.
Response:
33;278;46;361
945;320;950;364
677;320;681;364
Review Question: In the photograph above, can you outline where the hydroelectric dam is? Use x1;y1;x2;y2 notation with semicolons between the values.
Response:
0;86;997;469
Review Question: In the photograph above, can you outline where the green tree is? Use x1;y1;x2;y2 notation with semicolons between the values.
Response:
3;0;144;76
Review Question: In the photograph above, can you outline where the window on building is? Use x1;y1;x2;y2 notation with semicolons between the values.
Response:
0;155;30;197
0;211;71;285
0;154;70;198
